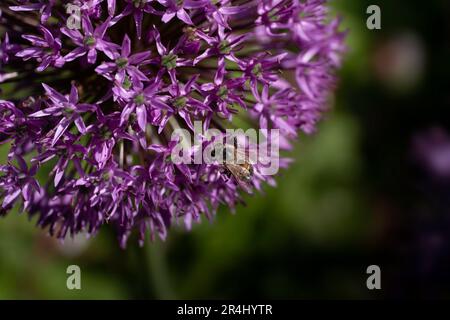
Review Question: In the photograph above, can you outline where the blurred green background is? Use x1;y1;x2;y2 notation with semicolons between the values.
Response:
2;0;450;299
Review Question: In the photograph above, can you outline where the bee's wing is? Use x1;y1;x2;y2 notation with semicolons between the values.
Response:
232;146;251;164
226;164;254;194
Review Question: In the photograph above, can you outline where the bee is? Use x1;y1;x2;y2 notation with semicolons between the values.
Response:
221;142;254;194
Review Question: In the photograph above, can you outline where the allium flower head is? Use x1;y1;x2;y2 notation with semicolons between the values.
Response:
0;0;346;247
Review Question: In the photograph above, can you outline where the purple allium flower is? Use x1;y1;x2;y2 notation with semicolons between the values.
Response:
29;83;97;145
17;26;65;71
0;31;19;84
95;34;151;82
1;33;14;65
158;0;205;25
112;0;161;40
0;32;20;84
61;15;119;64
10;0;55;23
0;0;346;247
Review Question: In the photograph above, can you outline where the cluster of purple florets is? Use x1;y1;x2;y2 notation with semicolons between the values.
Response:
0;0;345;247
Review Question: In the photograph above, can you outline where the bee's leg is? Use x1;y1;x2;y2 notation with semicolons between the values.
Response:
221;168;232;182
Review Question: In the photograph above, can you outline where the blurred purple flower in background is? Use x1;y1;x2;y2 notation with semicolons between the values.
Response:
413;128;450;179
0;0;345;247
